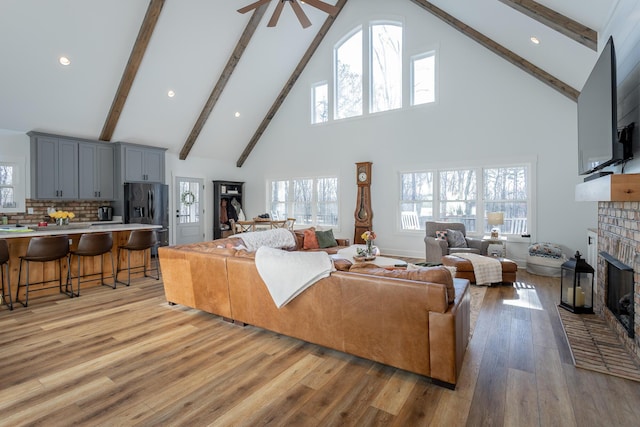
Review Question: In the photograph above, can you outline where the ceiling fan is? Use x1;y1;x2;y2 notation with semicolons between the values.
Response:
238;0;339;28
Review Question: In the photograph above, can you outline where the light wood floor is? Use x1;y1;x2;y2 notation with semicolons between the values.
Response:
1;271;639;426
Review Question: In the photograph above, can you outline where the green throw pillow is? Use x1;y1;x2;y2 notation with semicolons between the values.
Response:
316;229;338;248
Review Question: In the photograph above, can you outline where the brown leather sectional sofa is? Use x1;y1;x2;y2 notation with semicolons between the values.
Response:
158;234;471;388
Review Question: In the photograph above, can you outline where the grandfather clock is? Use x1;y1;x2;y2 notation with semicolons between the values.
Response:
354;162;373;244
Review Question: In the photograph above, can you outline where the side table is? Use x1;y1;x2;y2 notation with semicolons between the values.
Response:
483;235;507;257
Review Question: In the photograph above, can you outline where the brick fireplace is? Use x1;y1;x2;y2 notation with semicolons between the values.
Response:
597;201;640;358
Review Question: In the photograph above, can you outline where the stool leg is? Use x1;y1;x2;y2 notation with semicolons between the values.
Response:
127;250;131;286
143;248;148;278
60;257;71;297
25;260;30;307
108;251;116;289
1;263;12;310
99;254;104;286
16;259;23;307
76;254;82;297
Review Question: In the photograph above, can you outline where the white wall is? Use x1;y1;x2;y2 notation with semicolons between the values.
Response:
237;0;593;258
6;0;640;258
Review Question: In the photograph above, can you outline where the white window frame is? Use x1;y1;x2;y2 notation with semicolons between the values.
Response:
268;176;340;228
399;162;534;237
410;51;436;106
0;156;26;213
311;81;329;124
333;26;363;120
369;21;403;114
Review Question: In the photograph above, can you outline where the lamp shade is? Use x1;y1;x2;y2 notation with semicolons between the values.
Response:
487;212;504;226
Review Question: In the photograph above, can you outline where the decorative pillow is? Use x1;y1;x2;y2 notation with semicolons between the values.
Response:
529;242;563;258
316;229;338;248
349;264;455;304
435;230;448;241
303;228;320;249
446;229;468;248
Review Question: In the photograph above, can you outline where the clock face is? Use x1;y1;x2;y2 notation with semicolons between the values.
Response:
358;172;367;182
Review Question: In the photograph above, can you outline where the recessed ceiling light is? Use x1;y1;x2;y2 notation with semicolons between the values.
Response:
530;36;540;45
234;112;241;118
167;90;175;98
59;56;71;66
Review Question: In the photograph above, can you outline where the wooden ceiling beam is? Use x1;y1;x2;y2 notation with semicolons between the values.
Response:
179;4;268;160
499;0;597;51
236;0;349;167
100;0;165;142
409;0;579;101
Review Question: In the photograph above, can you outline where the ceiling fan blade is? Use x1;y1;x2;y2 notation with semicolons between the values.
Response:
302;0;339;16
267;0;286;27
237;0;270;14
290;0;312;28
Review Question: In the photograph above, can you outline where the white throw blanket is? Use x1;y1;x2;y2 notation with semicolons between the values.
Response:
255;246;334;308
456;253;502;285
238;228;296;252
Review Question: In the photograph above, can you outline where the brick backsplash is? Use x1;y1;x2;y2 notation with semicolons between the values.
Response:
598;201;640;359
0;200;111;225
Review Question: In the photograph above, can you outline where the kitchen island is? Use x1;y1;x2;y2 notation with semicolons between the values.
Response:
1;223;162;304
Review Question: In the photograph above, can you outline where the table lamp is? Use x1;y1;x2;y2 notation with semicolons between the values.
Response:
487;212;504;238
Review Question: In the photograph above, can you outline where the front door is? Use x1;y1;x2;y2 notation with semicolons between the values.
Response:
175;177;204;245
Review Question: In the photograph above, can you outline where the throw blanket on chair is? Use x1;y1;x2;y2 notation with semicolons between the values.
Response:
238;228;296;252
456;253;502;285
255;246;334;308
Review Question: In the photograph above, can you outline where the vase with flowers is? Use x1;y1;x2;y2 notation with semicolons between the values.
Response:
50;210;75;226
356;230;377;259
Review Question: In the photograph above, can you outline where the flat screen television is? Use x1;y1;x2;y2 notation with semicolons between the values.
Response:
577;36;630;176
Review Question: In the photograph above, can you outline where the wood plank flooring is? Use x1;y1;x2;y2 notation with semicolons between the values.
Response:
1;271;640;426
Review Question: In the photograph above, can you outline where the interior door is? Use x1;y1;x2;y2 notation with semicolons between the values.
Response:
175;177;204;245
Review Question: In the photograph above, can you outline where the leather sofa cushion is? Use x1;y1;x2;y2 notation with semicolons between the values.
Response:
349;264;455;304
332;258;353;271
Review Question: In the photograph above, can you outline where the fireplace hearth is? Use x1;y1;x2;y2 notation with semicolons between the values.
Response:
601;251;635;338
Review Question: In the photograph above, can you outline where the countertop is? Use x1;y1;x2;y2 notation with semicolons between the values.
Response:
0;223;161;239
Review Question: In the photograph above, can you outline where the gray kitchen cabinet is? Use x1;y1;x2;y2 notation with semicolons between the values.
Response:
122;144;165;182
79;142;115;200
29;132;79;199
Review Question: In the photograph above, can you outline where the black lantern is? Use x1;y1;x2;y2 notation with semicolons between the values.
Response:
559;251;594;314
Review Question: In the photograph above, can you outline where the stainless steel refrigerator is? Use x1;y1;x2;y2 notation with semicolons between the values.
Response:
124;182;169;247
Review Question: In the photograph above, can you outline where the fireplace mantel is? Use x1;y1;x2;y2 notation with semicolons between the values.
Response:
575;173;640;201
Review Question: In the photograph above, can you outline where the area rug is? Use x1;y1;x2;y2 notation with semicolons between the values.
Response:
469;285;486;339
557;307;640;382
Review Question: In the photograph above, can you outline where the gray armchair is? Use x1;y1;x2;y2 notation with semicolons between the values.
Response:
424;221;488;264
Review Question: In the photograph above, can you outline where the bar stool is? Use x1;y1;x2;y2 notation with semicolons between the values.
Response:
116;229;159;286
0;239;13;310
69;232;116;296
15;235;71;307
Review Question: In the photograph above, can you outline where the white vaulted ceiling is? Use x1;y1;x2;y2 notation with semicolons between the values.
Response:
0;0;620;164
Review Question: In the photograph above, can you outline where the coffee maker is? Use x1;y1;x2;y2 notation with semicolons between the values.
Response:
97;206;113;221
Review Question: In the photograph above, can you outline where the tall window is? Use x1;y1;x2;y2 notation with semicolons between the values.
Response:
484;166;528;235
270;180;289;220
316;20;435;123
311;82;328;124
0;163;16;209
400;164;531;235
0;158;25;213
411;51;435;105
400;172;433;230
334;28;363;119
370;23;402;113
439;169;477;232
269;177;339;227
